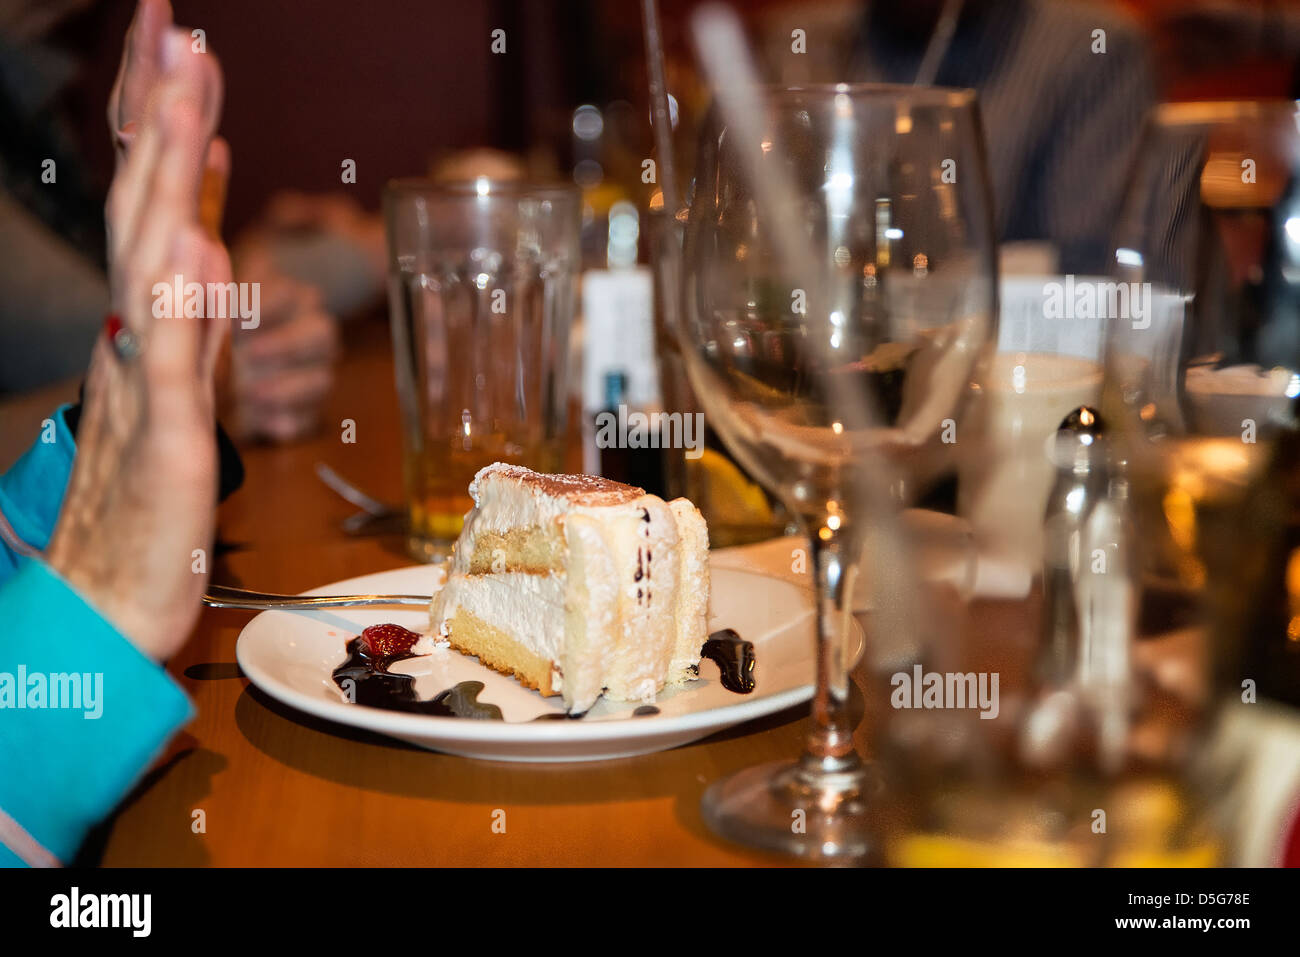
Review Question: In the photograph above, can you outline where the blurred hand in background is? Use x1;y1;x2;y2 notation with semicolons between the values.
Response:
227;238;339;443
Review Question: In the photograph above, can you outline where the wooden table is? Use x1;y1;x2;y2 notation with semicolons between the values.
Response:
3;322;1246;867
95;320;826;866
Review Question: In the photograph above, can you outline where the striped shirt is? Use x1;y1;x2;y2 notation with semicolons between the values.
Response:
764;0;1158;274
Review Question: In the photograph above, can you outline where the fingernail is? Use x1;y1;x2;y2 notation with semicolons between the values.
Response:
162;28;187;71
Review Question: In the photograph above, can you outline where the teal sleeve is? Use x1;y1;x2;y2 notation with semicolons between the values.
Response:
0;404;76;578
0;566;194;867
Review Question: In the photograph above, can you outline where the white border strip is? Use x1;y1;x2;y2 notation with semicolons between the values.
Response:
0;803;62;868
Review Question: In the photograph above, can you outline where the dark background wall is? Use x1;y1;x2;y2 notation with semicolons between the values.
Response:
58;0;580;235
45;0;1300;239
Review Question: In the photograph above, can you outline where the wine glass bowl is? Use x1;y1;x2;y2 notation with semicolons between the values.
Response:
683;85;997;515
680;84;998;860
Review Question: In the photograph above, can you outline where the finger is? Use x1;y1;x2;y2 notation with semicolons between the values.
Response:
242;365;335;408
237;372;334;442
242;274;325;331
239;308;338;369
145;223;210;399
157;27;224;157
108;0;174;158
241;403;323;443
229;274;301;333
106;106;166;289
144;27;224;157
123;1;174;124
191;41;225;143
127;92;208;326
130;32;224;294
108;29;216;297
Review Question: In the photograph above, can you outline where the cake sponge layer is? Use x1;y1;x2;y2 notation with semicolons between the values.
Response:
443;608;559;696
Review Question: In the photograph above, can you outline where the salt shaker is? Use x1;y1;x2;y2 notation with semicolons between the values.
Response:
1075;447;1137;775
1037;406;1108;687
1021;407;1107;769
1026;405;1137;774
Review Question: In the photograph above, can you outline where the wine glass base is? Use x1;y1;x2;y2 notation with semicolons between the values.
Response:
701;758;884;864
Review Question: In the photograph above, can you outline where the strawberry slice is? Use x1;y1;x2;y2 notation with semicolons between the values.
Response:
360;623;421;658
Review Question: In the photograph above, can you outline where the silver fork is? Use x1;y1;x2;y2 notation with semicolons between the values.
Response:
203;583;430;610
314;462;403;535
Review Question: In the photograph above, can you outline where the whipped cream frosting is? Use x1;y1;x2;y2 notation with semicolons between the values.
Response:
440;571;567;662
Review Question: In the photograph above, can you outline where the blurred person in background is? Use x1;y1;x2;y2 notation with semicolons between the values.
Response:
757;0;1157;275
0;0;112;391
0;0;336;442
0;7;232;867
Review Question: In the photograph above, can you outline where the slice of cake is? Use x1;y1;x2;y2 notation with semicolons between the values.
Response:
430;463;710;713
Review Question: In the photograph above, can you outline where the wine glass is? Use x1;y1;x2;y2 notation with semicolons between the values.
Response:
680;84;998;861
1105;101;1300;628
1102;102;1300;850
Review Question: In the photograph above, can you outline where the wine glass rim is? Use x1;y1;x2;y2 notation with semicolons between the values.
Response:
384;177;580;201
760;82;978;108
1152;98;1300;127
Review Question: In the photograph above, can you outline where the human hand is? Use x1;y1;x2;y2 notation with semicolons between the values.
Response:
229;246;339;443
46;27;229;662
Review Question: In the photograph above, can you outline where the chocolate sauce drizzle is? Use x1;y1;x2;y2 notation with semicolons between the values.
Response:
701;629;756;694
331;637;502;718
636;507;652;604
329;626;756;721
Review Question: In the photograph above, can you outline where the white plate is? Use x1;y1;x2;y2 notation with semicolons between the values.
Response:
235;561;820;762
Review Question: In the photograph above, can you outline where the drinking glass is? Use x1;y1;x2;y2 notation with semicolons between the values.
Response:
681;85;998;860
384;179;580;561
649;205;795;547
1101;102;1300;860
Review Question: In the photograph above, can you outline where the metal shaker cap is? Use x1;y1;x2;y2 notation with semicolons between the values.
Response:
1047;406;1106;472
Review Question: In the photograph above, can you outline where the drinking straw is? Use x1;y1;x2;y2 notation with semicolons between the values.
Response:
641;0;680;215
688;5;820;290
914;0;964;88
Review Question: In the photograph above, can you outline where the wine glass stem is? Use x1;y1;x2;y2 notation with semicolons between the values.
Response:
803;522;864;776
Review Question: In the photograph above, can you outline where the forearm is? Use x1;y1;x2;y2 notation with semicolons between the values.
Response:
0;558;193;866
